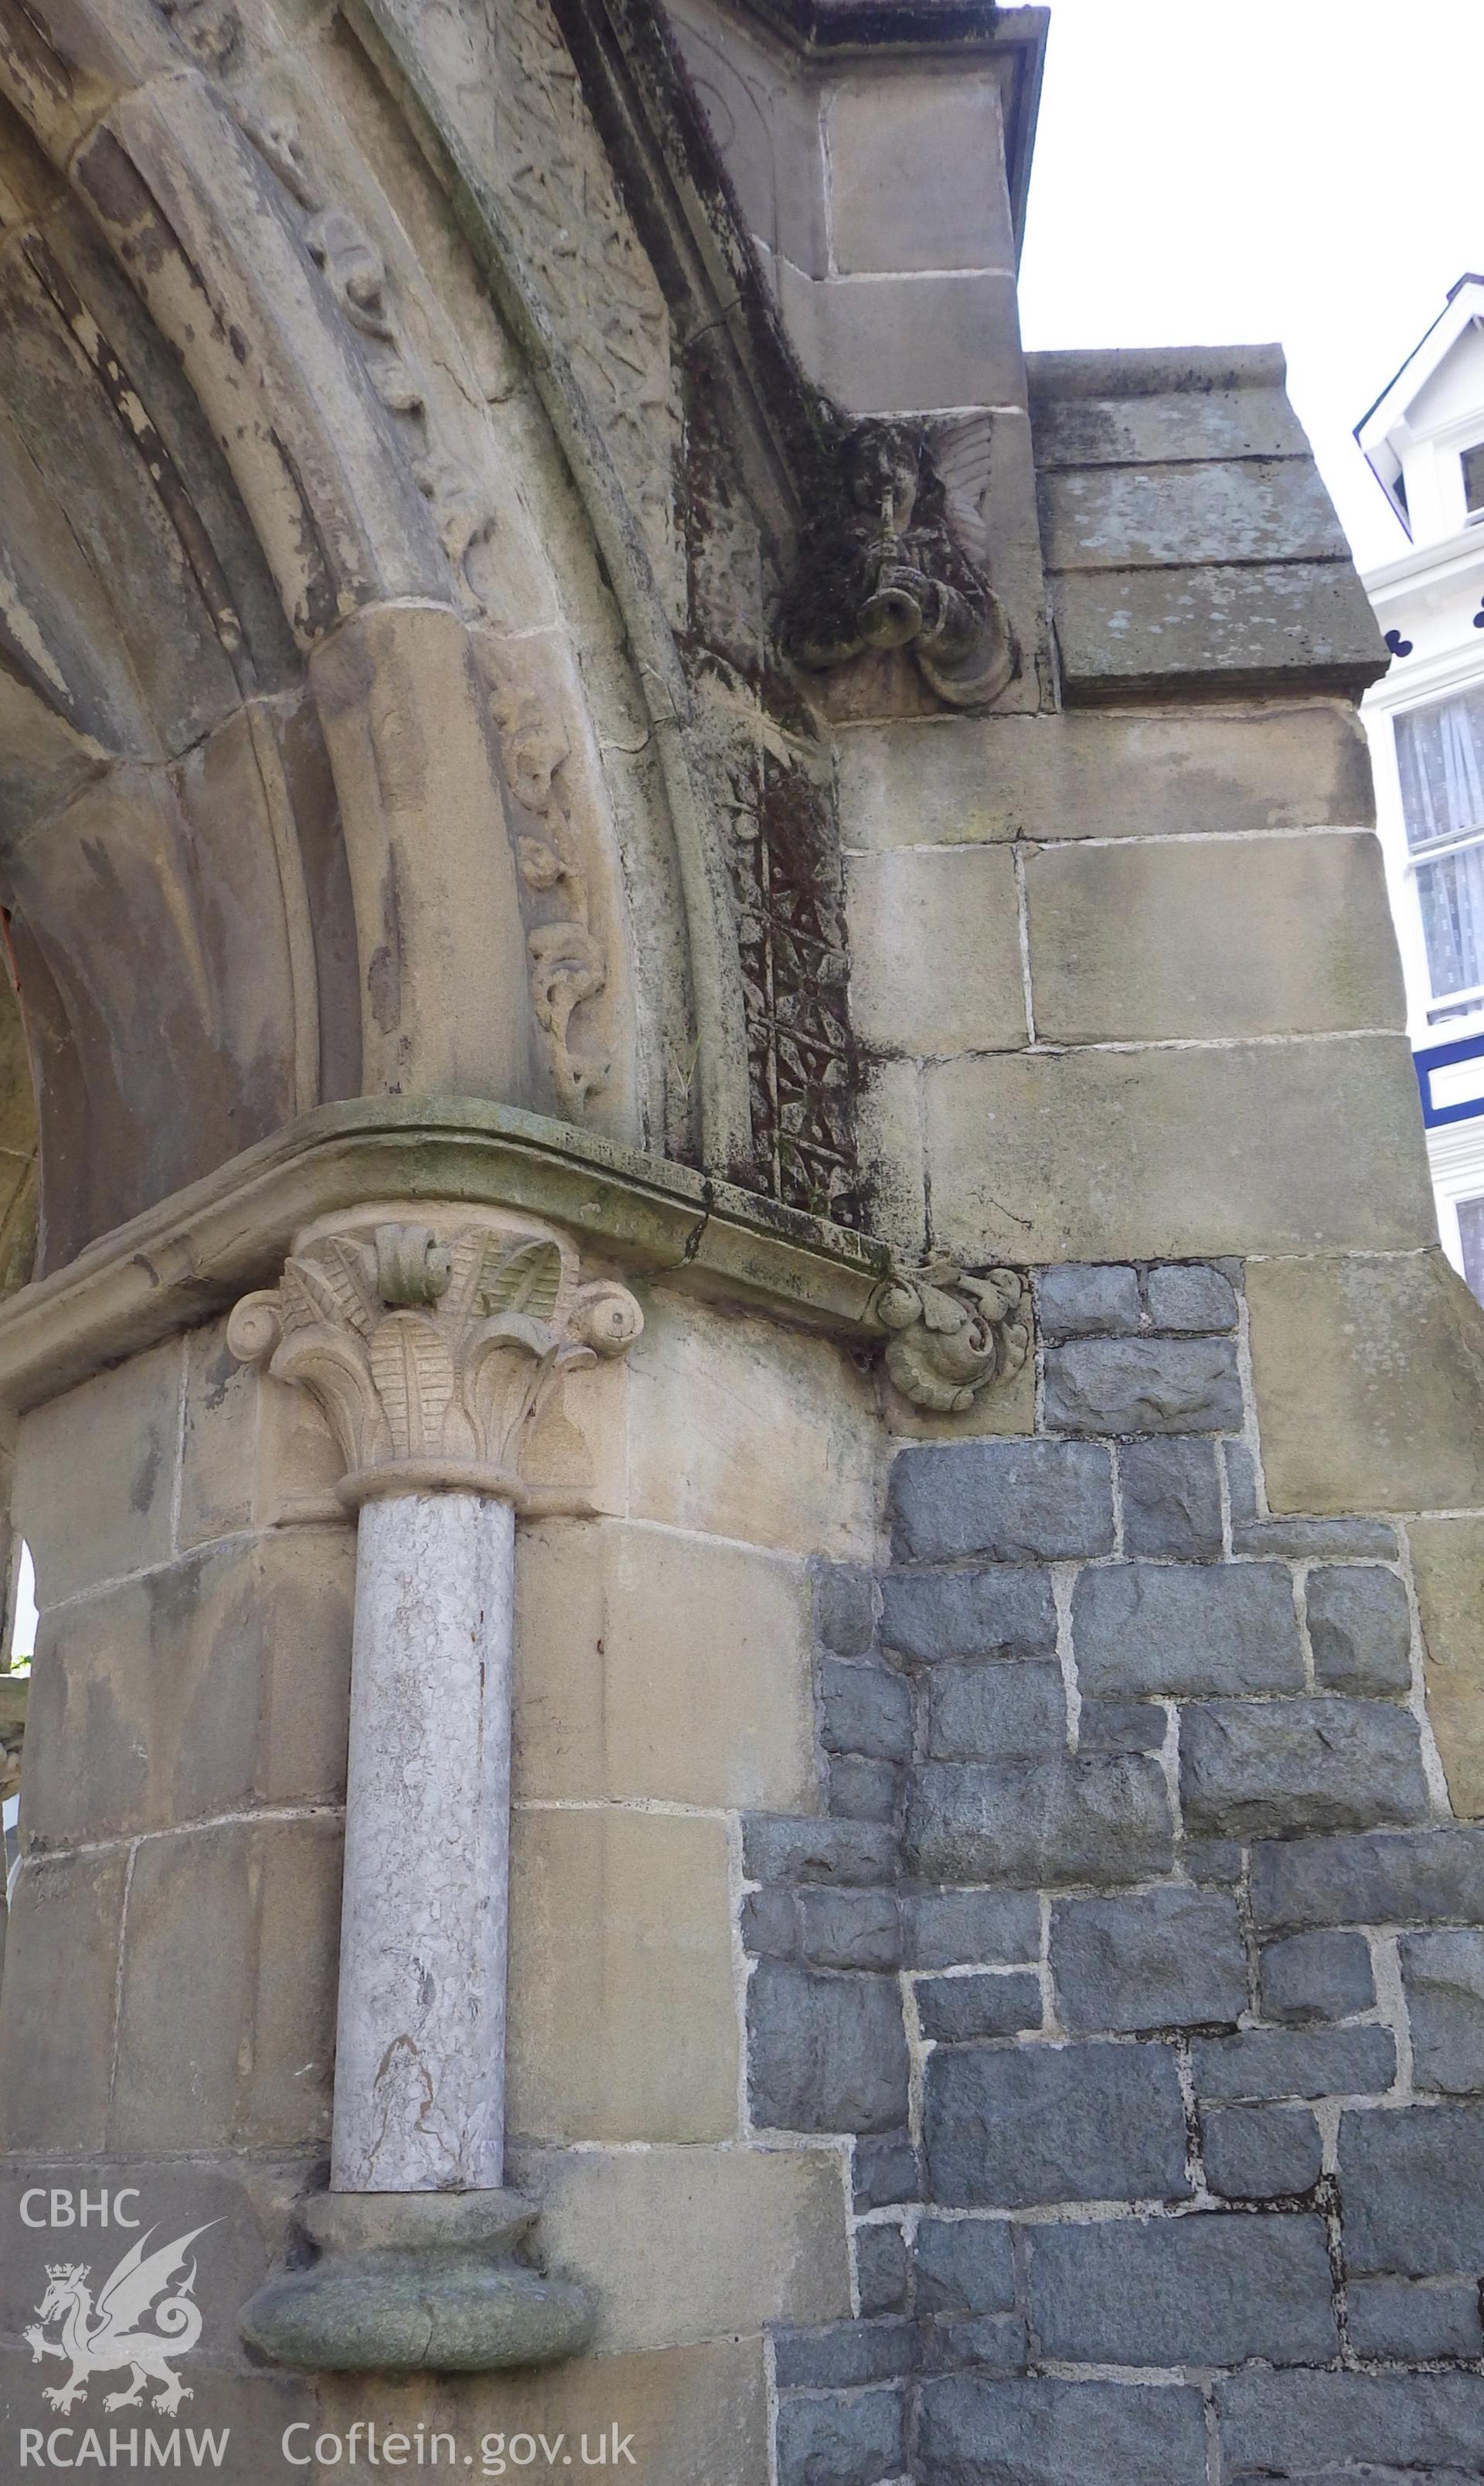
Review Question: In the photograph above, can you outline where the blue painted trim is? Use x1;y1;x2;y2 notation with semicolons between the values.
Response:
1415;1029;1484;1126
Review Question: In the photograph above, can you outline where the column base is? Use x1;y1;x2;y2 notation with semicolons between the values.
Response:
240;2190;592;2373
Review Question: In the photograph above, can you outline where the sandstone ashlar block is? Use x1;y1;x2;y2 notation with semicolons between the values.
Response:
179;1313;345;1544
513;1519;818;1811
19;1529;354;1847
14;1335;181;1606
626;1291;877;1558
924;2036;1192;2208
925;1037;1435;1264
1026;2212;1338;2368
1179;1697;1431;1839
1247;1249;1484;1515
110;1814;342;2153
1072;1561;1304;1698
781;263;1028;417
1043;1334;1244;1435
1191;2024;1396;2103
1215;2368;1484;2478
823;67;1017;276
1118;1438;1224;1558
1250;1824;1484;1933
1201;2103;1323;2198
0;1847;127;2151
747;1959;909;2134
1399;1929;1484;2094
844;847;1026;1055
1408;1515;1484;1817
879;1565;1057;1663
1259;1929;1375;2024
921;2375;1209;2486
1305;1564;1413;1696
523;2144;851;2356
889;1438;1115;1562
506;1809;738;2144
1347;2277;1484;2362
835;702;1374;855
1024;832;1404;1042
1339;2103;1484;2276
907;1752;1174;1887
1036;1262;1141;1337
1050;1887;1248;2035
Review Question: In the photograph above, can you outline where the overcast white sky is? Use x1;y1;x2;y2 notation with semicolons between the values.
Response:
1017;0;1484;574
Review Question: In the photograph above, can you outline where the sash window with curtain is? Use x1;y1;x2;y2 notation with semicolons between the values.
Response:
1394;685;1484;1021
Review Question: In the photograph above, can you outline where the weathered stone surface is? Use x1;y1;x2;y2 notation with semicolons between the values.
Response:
1041;456;1349;570
14;1337;181;1604
820;1657;914;1762
748;1960;909;2134
1027;2212;1337;2366
772;2316;918;2388
825;67;1017;276
799;1888;903;1972
1078;1697;1167;1752
774;2383;906;2486
0;1847;127;2151
889;1439;1115;1564
1048;560;1385;697
1347;2278;1484;2362
925;1037;1435;1264
1215;2369;1484;2477
1025;831;1402;1040
1192;2024;1395;2102
1401;1929;1484;2093
846;846;1027;1054
924;2037;1191;2208
853;2130;921;2210
1118;1437;1224;1558
815;1563;877;1657
509;1810;738;2144
1050;1888;1247;2034
1074;1561;1303;1699
1201;2104;1323;2198
1180;1698;1430;1838
914;2216;1017;2314
1234;1514;1402;1558
826;1754;901;1825
1145;1262;1241;1332
1306;1565;1413;1698
743;1816;898;1887
915;1970;1041;2042
926;1660;1066;1760
880;1566;1058;1663
920;2375;1209;2484
1036;1264;1140;1338
904;1888;1041;1970
921;2314;1027;2375
1409;1516;1484;1818
1340;2103;1484;2273
835;703;1374;853
1246;1248;1484;1514
856;2222;909;2315
1260;1929;1375;2023
742;1889;797;1958
1029;353;1312;466
1251;1825;1484;1932
1044;1335;1244;1436
907;1753;1174;1887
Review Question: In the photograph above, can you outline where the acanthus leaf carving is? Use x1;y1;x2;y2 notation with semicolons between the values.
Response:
226;1208;642;1506
874;1261;1030;1414
782;420;1017;711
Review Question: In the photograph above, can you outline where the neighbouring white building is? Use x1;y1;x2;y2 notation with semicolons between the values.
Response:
1358;274;1484;1302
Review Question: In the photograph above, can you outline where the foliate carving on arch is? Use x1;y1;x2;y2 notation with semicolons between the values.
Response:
783;418;1018;711
874;1264;1030;1415
491;689;611;1114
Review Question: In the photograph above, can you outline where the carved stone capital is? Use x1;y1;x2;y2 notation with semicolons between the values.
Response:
227;1203;642;1507
873;1262;1030;1415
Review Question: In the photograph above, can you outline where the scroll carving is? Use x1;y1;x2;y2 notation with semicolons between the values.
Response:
492;696;610;1113
874;1262;1029;1414
783;419;1017;710
227;1211;642;1506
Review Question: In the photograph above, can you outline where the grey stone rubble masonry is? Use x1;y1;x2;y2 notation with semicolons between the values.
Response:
1260;1928;1376;2023
798;1888;902;1973
920;2313;1027;2375
1200;2103;1323;2198
826;1754;899;1824
772;2317;917;2389
742;1816;897;1887
1215;2370;1484;2476
853;2130;919;2211
1026;2211;1338;2367
1251;1825;1484;1931
907;1752;1174;1886
888;1439;1115;1564
1118;1438;1223;1558
854;2222;908;2317
1072;1560;1304;1698
1223;1438;1401;1558
1179;1698;1431;1840
1340;2103;1484;2273
1044;1335;1244;1437
914;1970;1042;2042
1036;1263;1141;1337
747;1959;909;2135
913;2216;1016;2314
924;2037;1192;2208
819;1655;914;1762
1400;1928;1484;2093
906;1888;1040;1970
774;2388;905;2486
1306;1564;1414;1695
880;1566;1057;1664
1192;2024;1397;2101
1144;1262;1240;1332
925;1660;1066;1760
1346;2277;1484;2362
813;1562;876;1657
920;2375;1208;2486
1050;1887;1247;2035
1078;1698;1166;1753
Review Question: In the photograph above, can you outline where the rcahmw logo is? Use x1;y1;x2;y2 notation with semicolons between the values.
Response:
17;2202;230;2471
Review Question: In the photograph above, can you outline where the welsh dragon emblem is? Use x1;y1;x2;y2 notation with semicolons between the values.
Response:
24;2225;214;2415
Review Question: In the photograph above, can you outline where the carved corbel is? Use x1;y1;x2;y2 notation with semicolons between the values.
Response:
873;1261;1030;1414
782;418;1017;710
